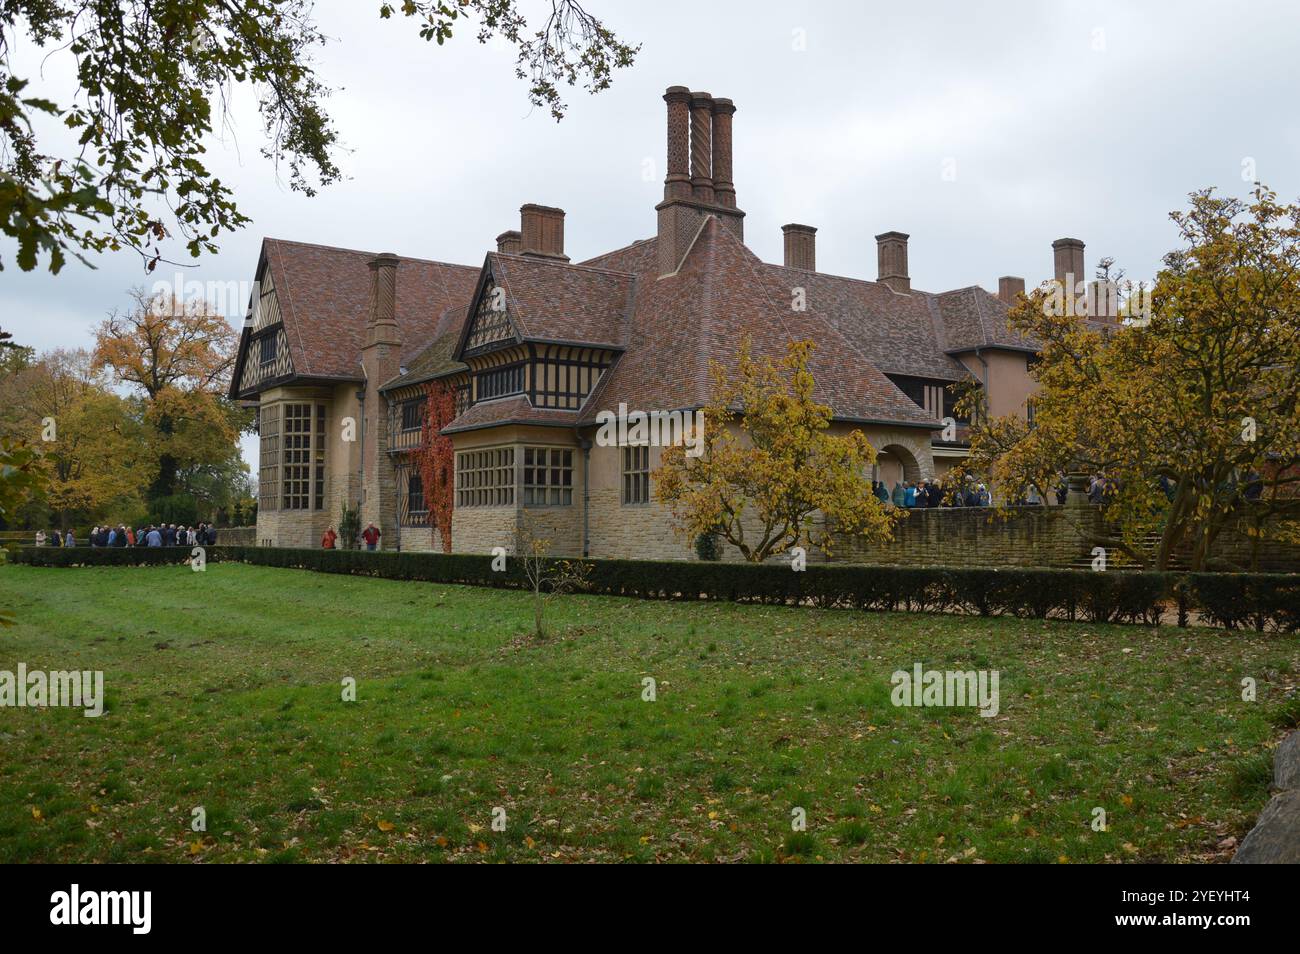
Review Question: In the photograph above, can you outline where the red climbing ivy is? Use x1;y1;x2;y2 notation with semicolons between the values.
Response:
415;379;457;553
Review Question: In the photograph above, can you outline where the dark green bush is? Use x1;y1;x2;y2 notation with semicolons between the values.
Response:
11;545;197;567
693;532;722;562
1186;572;1300;632
10;546;1295;631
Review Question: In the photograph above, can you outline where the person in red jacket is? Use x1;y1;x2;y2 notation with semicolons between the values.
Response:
321;527;337;549
361;522;381;551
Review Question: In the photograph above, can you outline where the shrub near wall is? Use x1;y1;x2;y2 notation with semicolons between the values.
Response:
11;546;199;567
10;546;1299;632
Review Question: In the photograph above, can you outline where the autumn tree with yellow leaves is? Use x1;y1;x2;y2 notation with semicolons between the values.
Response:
654;338;896;563
0;349;149;529
961;185;1300;571
92;288;248;516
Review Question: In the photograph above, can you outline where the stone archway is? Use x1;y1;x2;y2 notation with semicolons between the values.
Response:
877;442;924;486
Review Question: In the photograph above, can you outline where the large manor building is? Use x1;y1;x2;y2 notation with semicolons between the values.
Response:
230;85;1098;558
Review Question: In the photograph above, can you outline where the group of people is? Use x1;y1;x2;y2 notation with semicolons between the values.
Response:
320;523;382;550
34;523;219;548
873;478;993;509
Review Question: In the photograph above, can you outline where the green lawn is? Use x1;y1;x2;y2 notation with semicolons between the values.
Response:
0;562;1295;863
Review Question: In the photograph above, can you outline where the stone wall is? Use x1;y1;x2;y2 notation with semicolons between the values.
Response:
1199;511;1300;573
831;505;1098;568
255;509;325;549
217;526;257;546
453;506;520;555
830;504;1300;571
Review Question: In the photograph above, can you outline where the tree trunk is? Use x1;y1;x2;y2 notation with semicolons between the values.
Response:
1154;481;1192;571
533;584;544;639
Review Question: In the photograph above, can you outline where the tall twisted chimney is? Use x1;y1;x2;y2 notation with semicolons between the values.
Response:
711;98;736;208
656;84;745;276
689;92;715;204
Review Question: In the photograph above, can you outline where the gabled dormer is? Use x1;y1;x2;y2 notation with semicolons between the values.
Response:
461;274;520;356
447;224;632;419
231;255;295;399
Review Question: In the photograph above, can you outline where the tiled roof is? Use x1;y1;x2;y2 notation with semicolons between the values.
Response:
258;222;1038;433
380;304;469;392
574;218;939;429
933;285;1039;353
442;395;579;433
262;238;479;381
486;253;633;348
761;264;970;380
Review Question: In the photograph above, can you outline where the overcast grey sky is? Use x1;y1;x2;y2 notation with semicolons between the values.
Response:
4;0;1299;468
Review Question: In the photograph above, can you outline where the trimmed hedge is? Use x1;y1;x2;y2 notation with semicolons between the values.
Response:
9;545;1298;631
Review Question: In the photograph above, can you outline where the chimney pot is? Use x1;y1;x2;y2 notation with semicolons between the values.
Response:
519;204;568;261
998;275;1025;305
496;230;522;255
875;231;910;293
782;224;817;271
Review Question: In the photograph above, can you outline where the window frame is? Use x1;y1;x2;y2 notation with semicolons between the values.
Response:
280;402;326;511
258;332;278;368
621;444;650;505
455;447;516;508
400;397;424;433
475;362;526;402
523;446;574;507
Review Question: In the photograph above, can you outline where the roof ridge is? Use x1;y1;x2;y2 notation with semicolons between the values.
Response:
578;236;656;267
969;286;993;347
692;218;719;400
491;251;638;280
716;221;799;344
763;260;937;297
263;236;476;271
924;295;951;354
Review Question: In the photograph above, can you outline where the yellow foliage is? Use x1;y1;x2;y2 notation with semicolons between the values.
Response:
654;337;895;563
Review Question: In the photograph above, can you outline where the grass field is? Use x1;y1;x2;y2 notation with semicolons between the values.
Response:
0;562;1296;863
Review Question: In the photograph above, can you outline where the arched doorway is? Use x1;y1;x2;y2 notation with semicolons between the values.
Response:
876;442;924;488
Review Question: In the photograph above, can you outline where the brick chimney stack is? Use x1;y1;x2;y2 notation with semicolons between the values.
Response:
1052;237;1085;290
711;98;736;208
998;275;1026;305
519;204;568;261
365;253;401;349
662;86;692;202
782;224;817;271
361;252;402;545
656;85;745;276
876;231;910;293
496;230;522;255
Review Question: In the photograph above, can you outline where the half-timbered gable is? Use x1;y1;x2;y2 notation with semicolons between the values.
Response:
233;261;294;398
462;279;517;353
